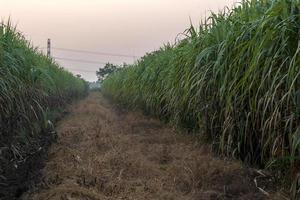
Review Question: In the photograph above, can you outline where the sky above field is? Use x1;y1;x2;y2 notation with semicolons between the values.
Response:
0;0;235;81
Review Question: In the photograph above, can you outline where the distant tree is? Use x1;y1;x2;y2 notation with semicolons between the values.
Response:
96;63;120;82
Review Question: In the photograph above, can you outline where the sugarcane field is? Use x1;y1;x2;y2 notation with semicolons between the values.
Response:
0;0;299;199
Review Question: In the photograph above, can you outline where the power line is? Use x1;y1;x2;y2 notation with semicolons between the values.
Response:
53;57;109;65
68;68;96;73
41;47;137;58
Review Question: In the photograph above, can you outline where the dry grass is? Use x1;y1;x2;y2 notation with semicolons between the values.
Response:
23;93;281;199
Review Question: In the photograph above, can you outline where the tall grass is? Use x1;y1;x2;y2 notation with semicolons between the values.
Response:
0;22;88;198
102;0;300;194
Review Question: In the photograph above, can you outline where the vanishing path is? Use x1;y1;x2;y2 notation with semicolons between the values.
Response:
23;93;274;200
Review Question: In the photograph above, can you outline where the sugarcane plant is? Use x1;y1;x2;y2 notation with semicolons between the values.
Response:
0;21;88;198
101;0;300;197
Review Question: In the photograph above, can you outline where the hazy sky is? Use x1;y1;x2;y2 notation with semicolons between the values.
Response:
1;0;235;81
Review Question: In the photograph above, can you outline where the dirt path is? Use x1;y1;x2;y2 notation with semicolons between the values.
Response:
23;93;276;200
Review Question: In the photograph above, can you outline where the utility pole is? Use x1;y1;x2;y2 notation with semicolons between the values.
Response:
47;38;51;58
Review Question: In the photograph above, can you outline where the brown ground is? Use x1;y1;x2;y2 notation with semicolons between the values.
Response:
22;93;281;200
